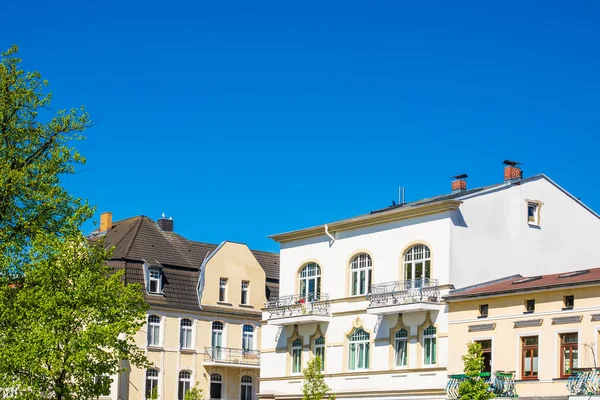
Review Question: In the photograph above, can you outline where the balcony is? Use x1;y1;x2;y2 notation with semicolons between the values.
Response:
265;293;331;325
446;371;517;399
567;368;600;396
366;279;441;315
203;347;260;369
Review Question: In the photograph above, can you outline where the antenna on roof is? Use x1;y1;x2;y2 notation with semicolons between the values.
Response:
502;160;522;167
398;187;405;205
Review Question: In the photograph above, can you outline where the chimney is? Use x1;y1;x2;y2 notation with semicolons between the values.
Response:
451;174;468;193
158;213;174;232
100;212;113;232
503;160;523;182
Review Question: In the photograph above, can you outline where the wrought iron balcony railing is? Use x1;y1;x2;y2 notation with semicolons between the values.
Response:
567;368;600;395
446;371;517;399
203;347;260;366
265;293;331;319
366;279;440;307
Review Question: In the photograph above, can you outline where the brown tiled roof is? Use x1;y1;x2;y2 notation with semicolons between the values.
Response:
444;267;600;300
92;216;279;312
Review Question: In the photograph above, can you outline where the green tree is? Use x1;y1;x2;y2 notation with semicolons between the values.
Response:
458;342;494;400
302;357;334;400
0;44;92;274
0;233;150;400
183;382;204;400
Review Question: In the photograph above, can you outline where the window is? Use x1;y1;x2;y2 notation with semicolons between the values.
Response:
212;321;224;359
292;338;303;374
242;324;254;351
149;269;162;294
423;325;437;365
314;336;325;371
350;253;372;296
147;315;160;346
560;333;578;377
564;295;575;310
145;369;159;399
180;318;193;349
241;375;253;400
394;328;408;367
521;336;539;379
299;263;321;301
210;373;222;400
527;202;540;225
241;280;249;305
404;244;431;286
479;304;489;318
219;278;228;302
348;328;370;370
178;371;191;400
476;340;492;373
525;299;535;313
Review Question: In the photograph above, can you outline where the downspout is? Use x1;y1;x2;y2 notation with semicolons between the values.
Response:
324;224;336;243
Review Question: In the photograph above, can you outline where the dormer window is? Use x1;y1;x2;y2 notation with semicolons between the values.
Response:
149;270;162;294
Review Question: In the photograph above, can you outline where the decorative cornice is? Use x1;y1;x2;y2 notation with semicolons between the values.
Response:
551;315;582;325
514;319;543;328
468;323;496;332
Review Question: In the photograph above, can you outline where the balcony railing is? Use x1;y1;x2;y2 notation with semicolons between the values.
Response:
366;279;440;307
446;372;517;399
203;347;260;366
265;293;331;319
567;368;600;395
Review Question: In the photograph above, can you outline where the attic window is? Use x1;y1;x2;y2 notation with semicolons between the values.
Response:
149;270;162;294
512;276;542;285
527;201;541;226
559;270;590;278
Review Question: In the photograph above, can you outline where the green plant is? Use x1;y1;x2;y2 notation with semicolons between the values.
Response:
148;387;159;400
183;382;203;400
458;342;494;400
302;356;335;400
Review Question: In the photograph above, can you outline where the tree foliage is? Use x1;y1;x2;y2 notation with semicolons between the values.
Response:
183;383;203;400
0;233;150;400
458;342;494;400
302;357;334;400
0;44;92;273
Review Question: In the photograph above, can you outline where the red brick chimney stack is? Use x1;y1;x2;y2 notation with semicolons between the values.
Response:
451;174;468;193
503;160;523;182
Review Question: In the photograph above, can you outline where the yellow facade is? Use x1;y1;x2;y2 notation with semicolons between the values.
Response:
447;285;600;398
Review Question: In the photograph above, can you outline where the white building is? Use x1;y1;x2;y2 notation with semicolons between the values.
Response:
259;162;600;400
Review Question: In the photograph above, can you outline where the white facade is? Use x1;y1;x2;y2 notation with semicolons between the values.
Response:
260;174;600;400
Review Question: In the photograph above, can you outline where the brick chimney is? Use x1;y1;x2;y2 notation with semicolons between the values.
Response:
451;174;468;193
100;212;112;232
503;160;523;182
157;213;174;232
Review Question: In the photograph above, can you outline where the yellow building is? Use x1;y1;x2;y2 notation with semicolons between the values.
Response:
445;267;600;399
91;213;279;400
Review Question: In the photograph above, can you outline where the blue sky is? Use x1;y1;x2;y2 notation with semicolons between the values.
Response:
2;1;599;252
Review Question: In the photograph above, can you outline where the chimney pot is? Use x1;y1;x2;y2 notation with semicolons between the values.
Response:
503;160;523;182
158;215;174;232
100;212;113;232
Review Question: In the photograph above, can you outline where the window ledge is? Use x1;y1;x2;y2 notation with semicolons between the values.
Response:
216;301;233;306
523;311;534;314
147;345;164;351
477;315;488;319
179;348;195;354
516;378;539;382
147;292;165;297
239;304;254;309
561;307;574;311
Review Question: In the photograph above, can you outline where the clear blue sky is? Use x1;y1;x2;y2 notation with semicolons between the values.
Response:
2;1;599;253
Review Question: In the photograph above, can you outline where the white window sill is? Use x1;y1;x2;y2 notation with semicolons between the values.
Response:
147;345;164;350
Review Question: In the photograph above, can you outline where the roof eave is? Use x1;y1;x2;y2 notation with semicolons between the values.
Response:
269;200;462;243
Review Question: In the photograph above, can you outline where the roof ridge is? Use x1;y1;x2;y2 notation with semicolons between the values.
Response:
251;249;279;256
449;274;523;294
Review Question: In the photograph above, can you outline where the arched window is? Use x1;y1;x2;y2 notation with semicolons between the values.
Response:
395;328;408;367
242;324;254;351
212;321;224;359
348;328;370;370
314;336;325;371
299;263;321;301
423;325;437;365
180;318;193;349
210;373;222;399
404;244;431;286
241;375;253;400
291;338;303;374
177;370;191;400
147;315;160;346
350;253;372;296
145;369;159;399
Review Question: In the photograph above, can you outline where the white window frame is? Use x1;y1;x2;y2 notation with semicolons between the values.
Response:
527;201;541;226
291;338;303;374
147;315;161;347
241;280;249;305
299;263;321;301
242;324;254;351
178;370;191;400
395;328;408;367
241;375;253;400
211;321;225;360
314;335;325;371
148;269;162;294
180;318;193;349
219;278;228;302
423;325;437;366
145;369;159;400
404;244;431;284
348;328;370;371
350;253;372;296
